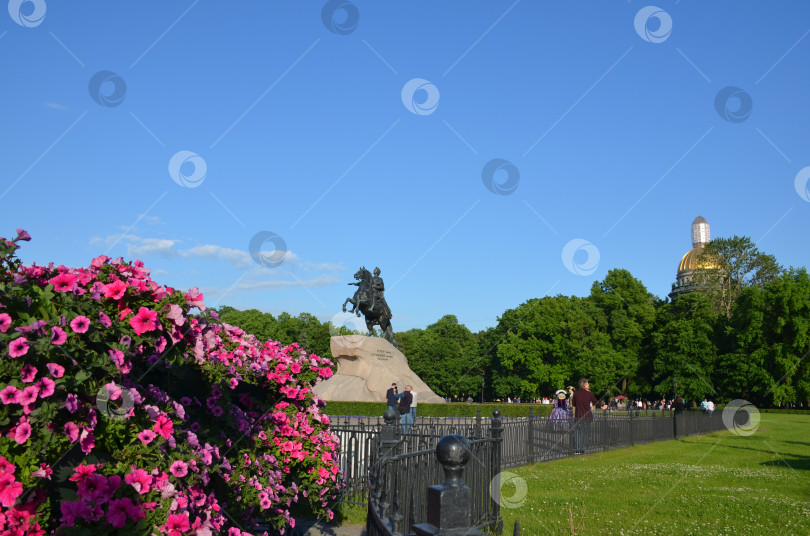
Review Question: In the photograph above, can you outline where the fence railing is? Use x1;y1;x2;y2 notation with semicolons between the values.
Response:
366;410;504;536
362;408;726;536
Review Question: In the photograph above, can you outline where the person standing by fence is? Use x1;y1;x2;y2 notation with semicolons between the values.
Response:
386;383;398;414
396;385;413;433
410;387;418;422
571;378;607;454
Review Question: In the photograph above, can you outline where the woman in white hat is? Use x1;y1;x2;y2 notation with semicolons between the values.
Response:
548;389;570;431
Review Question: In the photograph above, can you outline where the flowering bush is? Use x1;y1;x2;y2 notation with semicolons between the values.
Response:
0;229;341;535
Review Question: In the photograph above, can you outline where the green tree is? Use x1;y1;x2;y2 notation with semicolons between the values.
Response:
694;235;781;318
588;269;657;396
651;293;718;401
396;315;482;398
719;268;810;405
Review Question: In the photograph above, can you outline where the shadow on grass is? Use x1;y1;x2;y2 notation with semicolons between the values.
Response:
706;441;810;471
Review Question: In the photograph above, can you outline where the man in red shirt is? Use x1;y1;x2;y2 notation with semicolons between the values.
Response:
571;378;607;454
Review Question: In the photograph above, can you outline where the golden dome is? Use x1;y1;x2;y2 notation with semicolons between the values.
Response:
677;245;720;273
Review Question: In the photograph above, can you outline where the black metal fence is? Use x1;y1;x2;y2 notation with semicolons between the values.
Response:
333;408;726;507
361;408;726;536
366;412;503;536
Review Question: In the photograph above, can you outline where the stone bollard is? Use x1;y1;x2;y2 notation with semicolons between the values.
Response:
413;435;486;536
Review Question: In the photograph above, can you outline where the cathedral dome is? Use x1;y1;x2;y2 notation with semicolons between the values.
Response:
670;216;718;299
677;246;716;272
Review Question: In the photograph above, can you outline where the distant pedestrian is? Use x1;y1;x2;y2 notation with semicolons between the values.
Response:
386;383;398;414
571;378;607;454
410;388;418;422
673;396;685;414
549;390;570;431
706;400;715;415
395;385;413;433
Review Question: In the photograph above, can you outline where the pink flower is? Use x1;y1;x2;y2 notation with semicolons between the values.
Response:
17;386;38;405
137;429;156;445
0;456;15;476
50;326;67;345
64;422;79;442
65;393;79;413
153;415;174;439
0;313;11;333
46;362;65;378
20;364;37;383
185;288;206;311
104;382;122;401
98;312;112;327
103;280;128;300
129;307;158;336
0;386;19;405
60;500;91;527
14;421;31;444
49;272;78;292
91;255;109;268
79;428;95;453
70;316;90;334
106;497;132;528
164;513;191;536
13;229;31;242
165;304;185;327
31;463;52;480
0;474;23;507
38;377;56;398
8;337;29;358
125;468;152;495
169;460;188;478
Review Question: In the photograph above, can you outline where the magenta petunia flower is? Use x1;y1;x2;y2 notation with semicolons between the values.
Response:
65;393;79;413
14;421;31;444
137;429;156;445
153;415;173;439
18;386;38;406
49;272;79;293
0;474;23;508
38;377;55;398
0;386;19;405
164;513;190;534
106;498;132;528
129;307;158;336
69;316;90;334
64;422;79;442
8;337;29;358
13;229;31;242
46;363;65;378
125;468;152;495
0;313;11;333
20;364;37;383
97;311;112;328
50;326;67;345
169;460;188;478
103;280;127;300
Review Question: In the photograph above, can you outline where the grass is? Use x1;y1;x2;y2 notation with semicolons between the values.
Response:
498;413;810;535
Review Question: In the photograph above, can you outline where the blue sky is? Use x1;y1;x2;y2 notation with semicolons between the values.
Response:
2;1;809;333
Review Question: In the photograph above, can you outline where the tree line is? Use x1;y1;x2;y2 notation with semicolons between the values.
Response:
218;236;810;407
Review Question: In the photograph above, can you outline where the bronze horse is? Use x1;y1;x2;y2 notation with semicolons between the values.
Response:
342;267;396;348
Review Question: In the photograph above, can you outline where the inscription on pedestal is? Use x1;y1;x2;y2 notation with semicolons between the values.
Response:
371;348;393;361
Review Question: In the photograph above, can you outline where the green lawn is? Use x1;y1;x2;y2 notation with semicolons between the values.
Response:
498;413;810;536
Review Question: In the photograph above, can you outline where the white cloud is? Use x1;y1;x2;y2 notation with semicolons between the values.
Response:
129;238;179;257
44;102;68;111
184;245;252;269
92;234;342;276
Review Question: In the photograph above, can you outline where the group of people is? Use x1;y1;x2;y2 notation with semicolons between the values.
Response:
386;383;418;433
547;378;607;454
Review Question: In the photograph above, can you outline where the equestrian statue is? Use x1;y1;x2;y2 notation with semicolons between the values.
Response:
342;266;397;348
